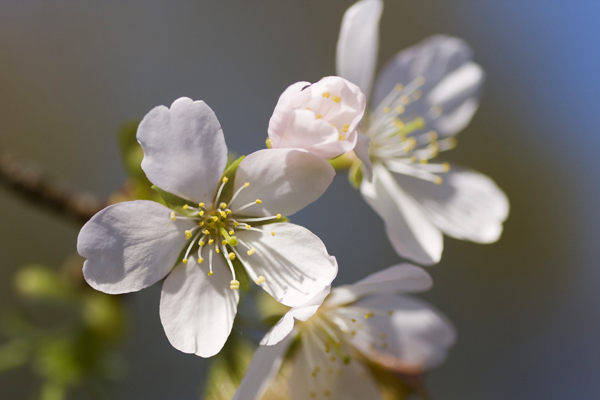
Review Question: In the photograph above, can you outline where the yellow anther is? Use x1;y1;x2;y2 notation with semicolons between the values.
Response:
255;276;265;284
427;130;439;142
350;330;357;337
306;107;312;110
234;222;239;227
412;89;422;100
446;137;458;148
393;118;405;129
182;258;188;264
384;107;391;113
230;280;240;290
338;134;346;141
220;202;227;209
401;95;411;105
199;203;205;208
381;342;388;349
222;240;228;246
220;211;227;218
244;182;250;188
315;114;323;119
229;230;235;235
199;221;204;226
208;239;214;245
198;257;204;264
322;91;330;98
310;392;317;398
247;247;256;256
208;271;213;276
351;318;356;322
416;76;425;85
199;241;205;246
183;204;189;210
330;356;336;362
276;214;281;219
395;83;404;91
435;176;443;185
364;312;374;319
222;177;229;183
212;216;219;222
332;95;341;103
170;212;176;221
215;248;220;253
246;224;251;230
324;390;331;396
442;162;451;172
342;124;349;133
265;138;272;148
396;105;405;114
228;253;236;261
226;209;232;214
271;231;276;236
419;159;428;164
387;310;393;316
204;230;210;235
199;211;204;216
255;199;262;204
185;230;193;240
380;333;387;339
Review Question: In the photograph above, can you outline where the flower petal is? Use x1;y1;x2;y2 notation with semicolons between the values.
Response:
371;35;483;137
354;132;373;181
361;163;443;265
261;286;331;346
289;339;383;400
231;149;335;217
327;264;432;306
137;97;227;204
232;333;294;400
336;0;384;99
348;294;455;370
395;166;509;243
159;256;239;358
78;201;193;294
235;223;338;307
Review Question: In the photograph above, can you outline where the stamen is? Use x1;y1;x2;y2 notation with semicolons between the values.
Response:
247;247;256;256
185;230;193;240
214;176;228;205
170;212;176;222
322;91;330;98
332;96;341;103
342;124;349;133
230;280;240;290
228;182;250;208
338;135;345;141
271;231;276;236
315;114;323;119
183;204;189;210
255;276;265;284
199;202;205;208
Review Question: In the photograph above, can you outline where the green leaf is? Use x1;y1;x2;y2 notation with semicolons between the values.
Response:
217;155;245;205
0;340;31;373
151;186;198;217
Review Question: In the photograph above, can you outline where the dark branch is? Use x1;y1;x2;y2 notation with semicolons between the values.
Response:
0;150;105;226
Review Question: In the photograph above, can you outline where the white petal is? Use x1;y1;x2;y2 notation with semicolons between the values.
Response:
231;149;335;217
361;163;443;265
348;294;455;370
236;223;338;307
372;35;474;108
232;333;294;400
354;132;373;181
395;166;509;243
261;286;331;346
289;339;383;400
327;264;432;306
78;201;193;294
159;257;239;358
336;0;384;99
137;97;227;204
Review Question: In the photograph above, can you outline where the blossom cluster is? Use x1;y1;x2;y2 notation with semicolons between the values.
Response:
77;0;509;398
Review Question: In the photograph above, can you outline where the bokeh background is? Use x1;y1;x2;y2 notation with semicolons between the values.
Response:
1;1;599;399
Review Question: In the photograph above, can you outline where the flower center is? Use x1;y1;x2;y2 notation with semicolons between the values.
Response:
169;177;282;290
365;76;456;184
305;90;352;142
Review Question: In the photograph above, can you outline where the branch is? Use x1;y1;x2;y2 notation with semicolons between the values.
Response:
0;150;106;226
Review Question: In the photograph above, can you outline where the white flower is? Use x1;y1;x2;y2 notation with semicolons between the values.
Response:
337;0;509;265
77;97;338;357
233;264;455;400
268;76;366;159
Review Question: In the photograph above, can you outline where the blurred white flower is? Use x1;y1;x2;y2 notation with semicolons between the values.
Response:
338;0;509;265
78;97;338;358
233;264;455;400
268;76;366;159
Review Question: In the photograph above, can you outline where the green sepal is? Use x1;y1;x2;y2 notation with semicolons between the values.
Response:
230;256;250;292
217;155;245;205
328;151;356;171
151;186;198;217
348;158;364;189
233;214;290;227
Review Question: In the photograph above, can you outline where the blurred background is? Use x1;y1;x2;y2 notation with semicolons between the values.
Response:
0;0;599;399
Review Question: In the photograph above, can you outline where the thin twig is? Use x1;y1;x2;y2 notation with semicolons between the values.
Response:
0;150;105;226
